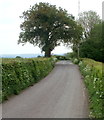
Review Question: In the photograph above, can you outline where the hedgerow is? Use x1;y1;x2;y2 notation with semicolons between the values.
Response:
78;58;104;118
1;58;55;102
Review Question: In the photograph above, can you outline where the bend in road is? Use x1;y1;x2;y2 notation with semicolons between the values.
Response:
2;60;89;118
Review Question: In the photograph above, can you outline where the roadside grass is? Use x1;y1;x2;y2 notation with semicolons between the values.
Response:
78;58;104;118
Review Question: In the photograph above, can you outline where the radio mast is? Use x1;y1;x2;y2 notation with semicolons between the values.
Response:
78;0;80;17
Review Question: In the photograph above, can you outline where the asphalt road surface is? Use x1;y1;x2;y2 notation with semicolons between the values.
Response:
2;61;89;118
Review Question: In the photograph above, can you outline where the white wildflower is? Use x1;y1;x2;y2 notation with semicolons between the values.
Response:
96;91;99;94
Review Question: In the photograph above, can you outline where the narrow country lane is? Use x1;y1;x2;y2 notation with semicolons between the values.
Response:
2;61;89;118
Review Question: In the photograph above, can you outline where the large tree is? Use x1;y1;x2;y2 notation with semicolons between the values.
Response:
78;11;101;39
18;2;82;57
71;11;101;58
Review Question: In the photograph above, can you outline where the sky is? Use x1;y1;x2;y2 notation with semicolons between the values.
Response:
0;0;103;55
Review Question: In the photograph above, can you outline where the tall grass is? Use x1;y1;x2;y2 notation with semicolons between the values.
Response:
79;58;104;118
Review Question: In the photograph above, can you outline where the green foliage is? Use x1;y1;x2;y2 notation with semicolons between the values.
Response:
72;58;79;64
79;58;104;118
15;56;22;58
78;11;101;38
18;2;82;57
65;52;77;60
53;55;68;60
79;22;103;62
1;58;55;102
72;11;101;59
0;91;2;103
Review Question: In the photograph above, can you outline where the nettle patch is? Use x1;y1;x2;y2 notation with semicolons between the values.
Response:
78;59;104;118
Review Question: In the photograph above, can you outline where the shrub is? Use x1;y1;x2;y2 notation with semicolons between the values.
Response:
54;55;67;60
79;58;104;118
65;52;77;60
73;58;79;64
1;58;55;102
15;56;22;58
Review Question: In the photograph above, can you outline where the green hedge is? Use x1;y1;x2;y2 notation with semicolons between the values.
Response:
78;58;104;118
53;55;68;60
1;58;55;102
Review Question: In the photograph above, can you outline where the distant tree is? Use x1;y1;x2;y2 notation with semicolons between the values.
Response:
102;21;104;61
37;55;41;58
78;11;101;39
71;25;83;58
18;2;82;57
79;22;104;62
65;52;76;59
16;56;22;58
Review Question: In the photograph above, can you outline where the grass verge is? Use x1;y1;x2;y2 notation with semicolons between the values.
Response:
78;58;104;118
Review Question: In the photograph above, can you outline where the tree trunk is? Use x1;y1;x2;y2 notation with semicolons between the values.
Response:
45;50;51;57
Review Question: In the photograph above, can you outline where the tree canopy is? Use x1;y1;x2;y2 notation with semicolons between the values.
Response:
18;2;82;57
71;11;101;59
78;11;101;39
79;22;104;62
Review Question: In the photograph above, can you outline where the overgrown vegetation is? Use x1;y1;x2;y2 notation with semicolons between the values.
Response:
78;58;104;118
53;55;68;60
79;22;103;62
71;11;103;62
65;14;103;118
1;58;55;103
65;52;77;60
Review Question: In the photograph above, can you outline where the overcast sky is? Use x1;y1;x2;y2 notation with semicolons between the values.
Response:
0;0;103;55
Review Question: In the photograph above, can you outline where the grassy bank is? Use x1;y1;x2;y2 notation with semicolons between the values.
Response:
78;58;104;118
1;57;55;103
